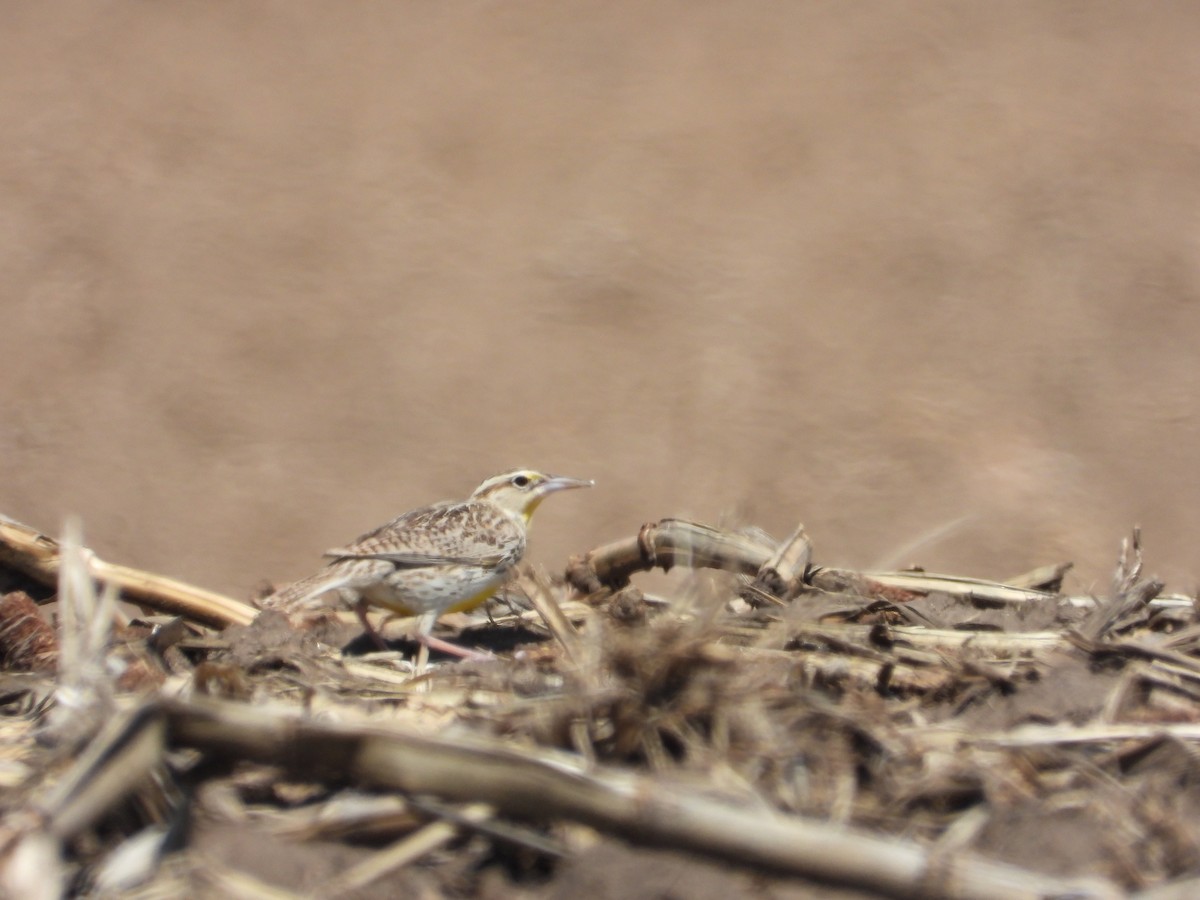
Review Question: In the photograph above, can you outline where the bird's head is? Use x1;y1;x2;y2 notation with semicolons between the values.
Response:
471;469;593;521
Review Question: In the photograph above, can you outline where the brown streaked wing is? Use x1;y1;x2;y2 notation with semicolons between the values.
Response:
322;499;523;568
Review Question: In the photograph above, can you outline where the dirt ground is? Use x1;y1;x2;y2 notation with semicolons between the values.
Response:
4;4;1200;896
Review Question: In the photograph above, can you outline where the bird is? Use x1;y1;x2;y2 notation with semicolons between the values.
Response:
262;469;593;656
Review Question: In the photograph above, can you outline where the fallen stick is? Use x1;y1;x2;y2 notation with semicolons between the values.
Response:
565;519;1064;608
156;695;1118;900
0;514;256;629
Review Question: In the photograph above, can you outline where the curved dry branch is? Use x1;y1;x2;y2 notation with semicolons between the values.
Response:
566;519;774;593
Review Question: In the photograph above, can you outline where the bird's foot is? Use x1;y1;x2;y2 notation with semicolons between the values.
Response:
417;632;494;662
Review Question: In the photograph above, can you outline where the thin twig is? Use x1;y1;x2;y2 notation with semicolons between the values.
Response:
317;802;494;896
519;569;584;663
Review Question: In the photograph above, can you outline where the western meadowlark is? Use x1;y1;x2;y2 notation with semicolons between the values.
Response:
263;469;592;656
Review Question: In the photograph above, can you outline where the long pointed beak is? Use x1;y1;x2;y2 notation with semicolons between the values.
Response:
540;475;594;494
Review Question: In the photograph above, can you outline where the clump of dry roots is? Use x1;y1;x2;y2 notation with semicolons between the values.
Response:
0;512;1198;898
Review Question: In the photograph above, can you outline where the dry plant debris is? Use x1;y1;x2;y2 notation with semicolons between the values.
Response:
0;512;1198;898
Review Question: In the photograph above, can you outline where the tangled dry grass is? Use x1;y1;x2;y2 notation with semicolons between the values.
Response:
1;512;1199;898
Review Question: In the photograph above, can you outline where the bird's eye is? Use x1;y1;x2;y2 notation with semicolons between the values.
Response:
511;474;531;488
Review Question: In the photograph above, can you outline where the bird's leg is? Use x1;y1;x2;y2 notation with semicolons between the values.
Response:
355;597;389;651
412;610;437;676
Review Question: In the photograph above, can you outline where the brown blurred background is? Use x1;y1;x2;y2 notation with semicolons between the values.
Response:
3;3;1199;600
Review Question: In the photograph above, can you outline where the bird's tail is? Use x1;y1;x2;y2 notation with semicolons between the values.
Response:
261;570;355;614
